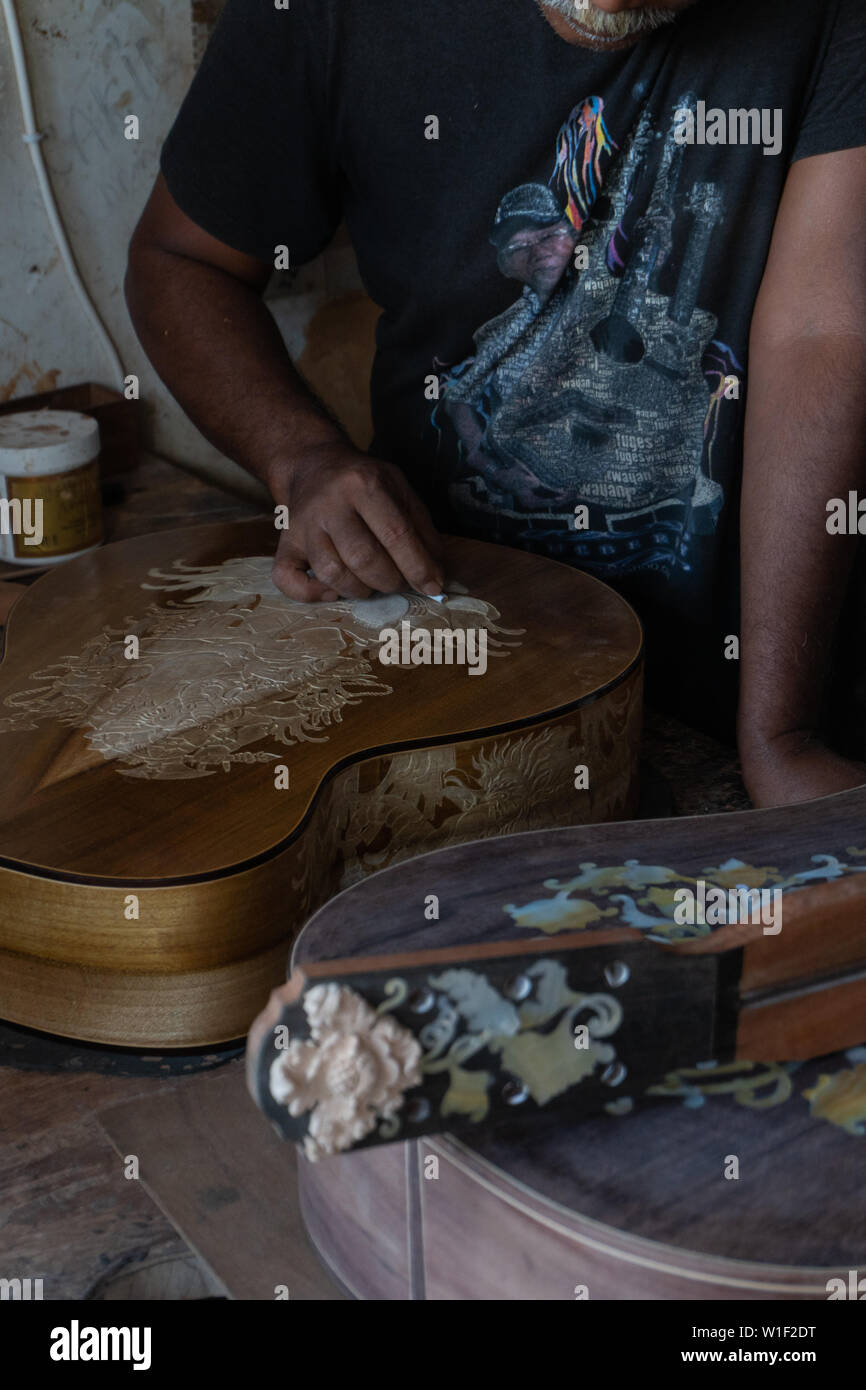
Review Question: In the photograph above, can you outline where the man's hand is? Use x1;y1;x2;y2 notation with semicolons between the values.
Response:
270;443;446;602
126;174;444;607
126;179;445;606
742;732;866;809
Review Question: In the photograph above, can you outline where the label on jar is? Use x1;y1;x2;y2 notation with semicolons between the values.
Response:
5;459;103;559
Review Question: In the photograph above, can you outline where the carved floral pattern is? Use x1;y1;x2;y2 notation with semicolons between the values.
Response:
0;556;521;779
268;961;626;1157
269;999;866;1157
288;716;629;928
269;983;423;1161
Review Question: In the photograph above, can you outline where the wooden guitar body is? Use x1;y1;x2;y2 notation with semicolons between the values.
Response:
289;792;866;1299
0;519;642;1047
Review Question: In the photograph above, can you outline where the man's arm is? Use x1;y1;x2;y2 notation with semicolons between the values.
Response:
125;175;444;601
739;145;866;807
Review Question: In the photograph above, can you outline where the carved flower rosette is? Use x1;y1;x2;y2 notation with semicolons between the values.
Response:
269;983;423;1161
267;961;626;1160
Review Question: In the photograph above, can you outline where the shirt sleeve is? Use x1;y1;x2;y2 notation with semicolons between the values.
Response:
792;0;866;163
160;0;341;265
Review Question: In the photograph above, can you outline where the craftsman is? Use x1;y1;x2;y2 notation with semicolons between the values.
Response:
125;0;866;809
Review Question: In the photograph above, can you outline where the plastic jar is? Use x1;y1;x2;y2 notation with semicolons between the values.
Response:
0;409;104;566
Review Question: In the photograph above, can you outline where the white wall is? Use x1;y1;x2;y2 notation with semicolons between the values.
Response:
0;0;265;494
0;0;371;497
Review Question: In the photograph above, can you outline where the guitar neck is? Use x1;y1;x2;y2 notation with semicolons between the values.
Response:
247;875;866;1161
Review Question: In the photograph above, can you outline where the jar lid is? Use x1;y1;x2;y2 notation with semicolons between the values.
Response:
0;409;100;475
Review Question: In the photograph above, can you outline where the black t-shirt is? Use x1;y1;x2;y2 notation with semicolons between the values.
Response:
160;0;866;737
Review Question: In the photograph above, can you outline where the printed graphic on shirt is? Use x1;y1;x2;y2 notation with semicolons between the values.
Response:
432;94;743;579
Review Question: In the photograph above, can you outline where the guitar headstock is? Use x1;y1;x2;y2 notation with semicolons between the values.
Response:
246;930;730;1161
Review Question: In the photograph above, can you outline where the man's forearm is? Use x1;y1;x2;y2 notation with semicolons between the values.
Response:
125;242;347;499
125;203;444;604
739;330;866;795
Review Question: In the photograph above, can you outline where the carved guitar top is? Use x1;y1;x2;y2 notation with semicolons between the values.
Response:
0;557;519;781
0;519;643;882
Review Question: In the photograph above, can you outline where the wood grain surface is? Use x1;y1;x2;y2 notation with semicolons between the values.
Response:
0;519;642;1046
98;1063;345;1301
0;521;641;877
291;791;866;1299
293;785;866;967
0;1057;197;1300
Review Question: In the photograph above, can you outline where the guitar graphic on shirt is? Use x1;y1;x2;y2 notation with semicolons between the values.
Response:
487;177;724;516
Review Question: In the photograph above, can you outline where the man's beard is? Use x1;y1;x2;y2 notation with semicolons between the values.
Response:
542;1;682;39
